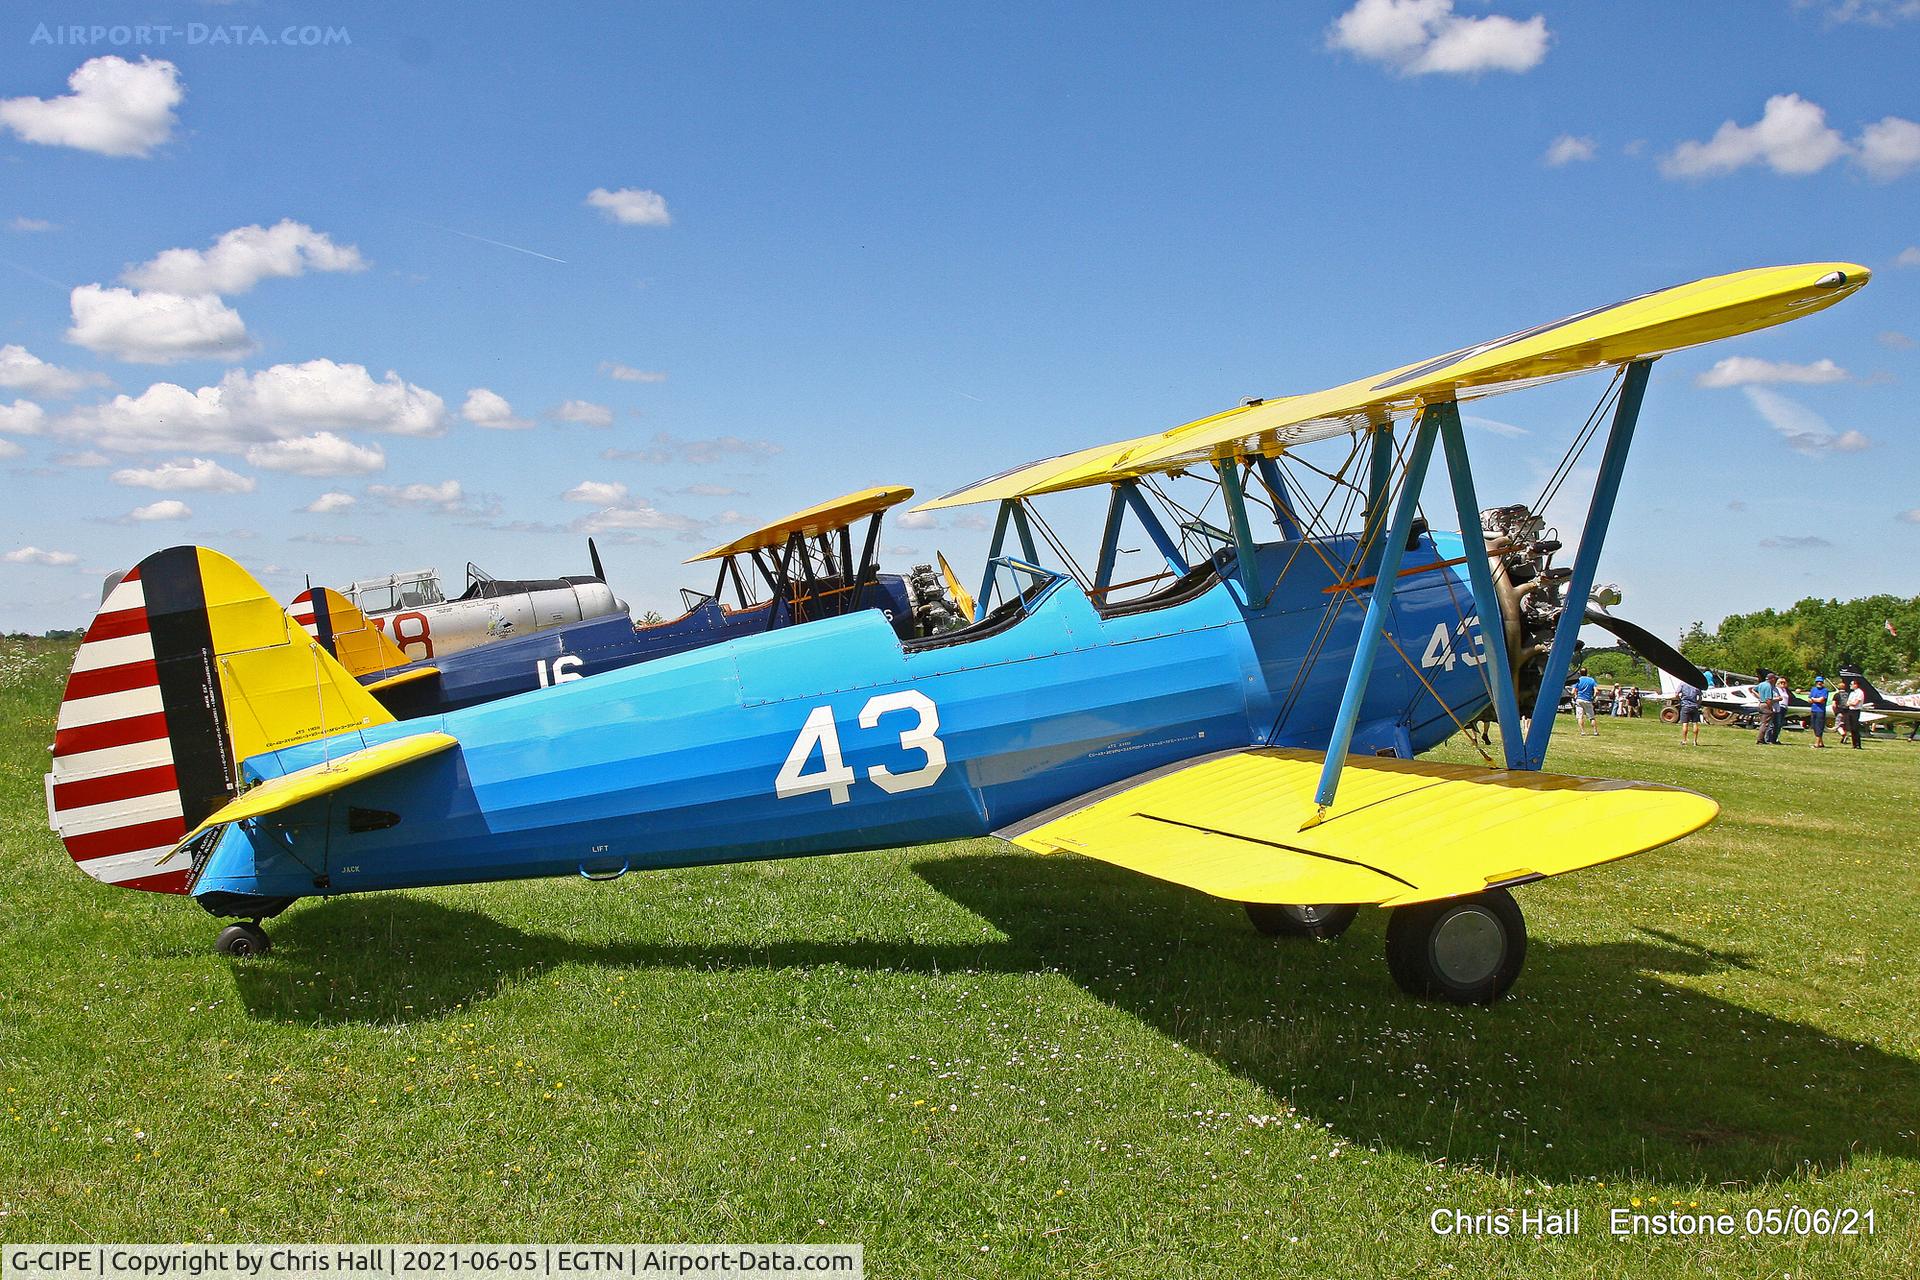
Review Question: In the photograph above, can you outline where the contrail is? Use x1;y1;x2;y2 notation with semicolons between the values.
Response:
0;257;72;291
425;222;568;264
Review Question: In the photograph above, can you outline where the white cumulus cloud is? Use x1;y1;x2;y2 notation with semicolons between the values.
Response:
127;499;191;522
551;399;614;428
564;480;629;504
1327;0;1548;76
4;545;80;566
1543;134;1596;166
572;501;700;534
123;219;367;295
0;56;182;158
1659;95;1919;180
304;491;357;514
0;399;47;436
1897;247;1920;268
1697;356;1849;388
586;187;673;226
109;457;255;492
245;432;386;477
1745;387;1873;455
600;362;667;383
462;387;532;429
0;344;107;398
367;479;493;517
1857;115;1920;180
56;358;445;454
1662;94;1849;178
66;284;251;364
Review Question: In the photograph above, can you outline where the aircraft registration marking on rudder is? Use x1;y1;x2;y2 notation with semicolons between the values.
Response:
775;691;948;804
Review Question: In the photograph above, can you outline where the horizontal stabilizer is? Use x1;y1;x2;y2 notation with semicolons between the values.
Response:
1002;748;1717;908
186;731;457;839
365;666;441;694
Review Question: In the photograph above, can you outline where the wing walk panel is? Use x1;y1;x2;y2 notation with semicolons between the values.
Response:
1006;748;1718;907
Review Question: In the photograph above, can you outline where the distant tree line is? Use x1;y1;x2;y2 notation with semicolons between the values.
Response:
1679;594;1920;689
1576;647;1654;686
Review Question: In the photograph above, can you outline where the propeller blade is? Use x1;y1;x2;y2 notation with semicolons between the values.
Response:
588;537;606;582
1583;608;1709;688
938;551;976;623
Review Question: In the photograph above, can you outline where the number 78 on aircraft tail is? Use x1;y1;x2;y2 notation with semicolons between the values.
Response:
47;262;1867;1003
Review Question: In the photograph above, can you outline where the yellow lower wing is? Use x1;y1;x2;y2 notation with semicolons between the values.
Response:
1003;749;1717;908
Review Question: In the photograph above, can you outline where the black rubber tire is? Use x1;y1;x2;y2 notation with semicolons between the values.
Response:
1385;888;1525;1004
1244;902;1359;941
215;922;271;958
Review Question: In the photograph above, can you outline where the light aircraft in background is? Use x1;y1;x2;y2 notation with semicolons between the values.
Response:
337;542;625;662
44;262;1866;1004
1835;665;1920;733
1653;661;1919;734
293;486;964;716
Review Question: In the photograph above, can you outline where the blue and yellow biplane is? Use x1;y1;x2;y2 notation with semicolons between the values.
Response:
44;262;1866;1003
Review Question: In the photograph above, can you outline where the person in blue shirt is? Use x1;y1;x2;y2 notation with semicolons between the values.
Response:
1573;667;1599;736
1676;680;1703;746
1806;676;1829;748
1752;672;1775;744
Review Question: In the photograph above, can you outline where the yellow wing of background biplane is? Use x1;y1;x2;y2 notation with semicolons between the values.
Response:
1002;749;1718;908
687;485;915;562
916;261;1868;509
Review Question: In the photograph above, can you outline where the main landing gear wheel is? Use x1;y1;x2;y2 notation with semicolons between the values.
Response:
215;921;271;958
1385;888;1525;1004
1244;902;1359;941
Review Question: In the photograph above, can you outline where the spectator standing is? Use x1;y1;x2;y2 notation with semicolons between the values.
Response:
1574;668;1599;737
1677;680;1703;746
1806;677;1829;748
1846;679;1867;749
1752;671;1775;745
1768;679;1791;744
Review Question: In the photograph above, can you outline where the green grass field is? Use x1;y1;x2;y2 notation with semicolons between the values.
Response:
2;635;1915;1277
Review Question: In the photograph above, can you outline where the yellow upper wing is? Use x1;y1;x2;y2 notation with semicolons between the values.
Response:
1004;748;1718;908
687;485;915;562
918;262;1868;509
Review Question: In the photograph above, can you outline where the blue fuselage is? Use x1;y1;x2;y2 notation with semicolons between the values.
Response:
196;534;1492;907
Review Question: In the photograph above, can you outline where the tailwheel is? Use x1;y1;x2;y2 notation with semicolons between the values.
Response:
1244;902;1358;941
215;921;271;958
1385;888;1525;1004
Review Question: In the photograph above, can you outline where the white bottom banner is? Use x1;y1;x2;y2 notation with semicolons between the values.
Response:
4;1248;862;1280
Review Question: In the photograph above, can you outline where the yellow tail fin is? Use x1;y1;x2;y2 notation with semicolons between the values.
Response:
48;546;396;894
290;585;413;678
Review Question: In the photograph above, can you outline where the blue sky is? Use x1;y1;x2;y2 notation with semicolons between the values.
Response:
1;0;1915;638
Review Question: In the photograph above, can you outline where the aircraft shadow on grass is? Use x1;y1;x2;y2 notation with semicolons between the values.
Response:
229;853;1919;1185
